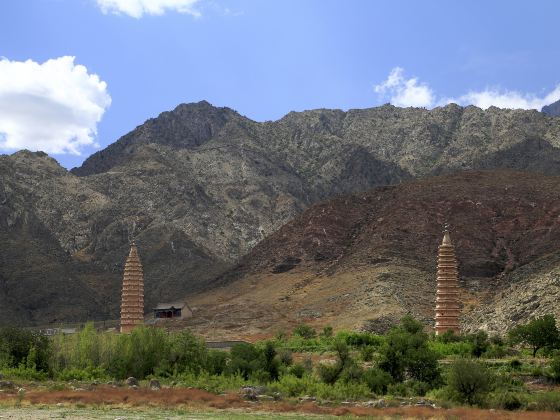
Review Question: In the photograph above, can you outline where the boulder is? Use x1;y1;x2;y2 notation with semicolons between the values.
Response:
126;377;139;387
149;379;161;390
0;381;15;389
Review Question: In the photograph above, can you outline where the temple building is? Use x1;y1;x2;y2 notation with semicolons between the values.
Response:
120;242;145;333
435;230;461;335
153;302;193;320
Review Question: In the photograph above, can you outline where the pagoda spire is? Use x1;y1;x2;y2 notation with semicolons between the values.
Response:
120;242;145;333
435;229;461;335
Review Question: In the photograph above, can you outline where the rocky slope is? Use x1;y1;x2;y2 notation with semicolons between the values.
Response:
3;101;560;325
187;171;560;338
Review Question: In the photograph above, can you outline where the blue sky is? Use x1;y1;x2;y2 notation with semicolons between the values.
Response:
1;0;559;168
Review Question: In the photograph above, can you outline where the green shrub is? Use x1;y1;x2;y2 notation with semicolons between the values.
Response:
408;380;432;397
466;331;489;358
275;329;287;341
277;349;293;366
429;340;473;358
303;355;313;372
167;330;207;375
322;326;333;338
0;326;50;372
314;380;371;401
527;392;560;412
509;359;522;370
110;326;170;379
447;359;494;406
491;391;525;410
341;332;383;347
56;366;107;381
387;382;411;397
293;324;317;339
483;344;507;359
426;386;455;406
227;343;262;379
379;316;441;386
205;350;228;375
362;367;392;395
436;330;461;343
548;353;560;382
177;372;249;394
490;335;505;346
269;374;309;397
360;345;375;362
0;365;47;380
268;374;371;401
530;365;544;376
288;363;305;378
339;363;363;384
249;369;271;384
262;341;279;381
317;362;341;385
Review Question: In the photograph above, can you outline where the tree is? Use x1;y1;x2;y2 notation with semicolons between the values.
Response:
509;315;559;357
468;331;489;358
379;316;441;385
448;359;493;406
317;339;356;385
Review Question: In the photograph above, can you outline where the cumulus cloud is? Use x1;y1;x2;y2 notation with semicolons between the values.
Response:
96;0;201;18
374;67;435;108
374;66;560;110
0;56;111;155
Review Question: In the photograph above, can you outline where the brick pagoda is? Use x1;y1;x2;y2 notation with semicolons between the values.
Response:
120;242;144;333
435;230;461;335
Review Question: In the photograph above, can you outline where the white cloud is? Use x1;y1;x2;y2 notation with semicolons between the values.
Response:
96;0;201;18
446;86;560;110
0;56;111;155
374;66;560;110
374;67;435;108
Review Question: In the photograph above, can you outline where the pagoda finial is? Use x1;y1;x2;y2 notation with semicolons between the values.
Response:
442;223;452;245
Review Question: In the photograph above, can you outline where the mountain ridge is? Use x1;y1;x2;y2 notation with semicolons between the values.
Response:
3;101;560;326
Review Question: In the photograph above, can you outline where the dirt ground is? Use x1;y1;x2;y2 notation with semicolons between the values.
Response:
0;386;559;419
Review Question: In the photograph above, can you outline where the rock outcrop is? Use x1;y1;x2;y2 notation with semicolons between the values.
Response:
542;99;560;117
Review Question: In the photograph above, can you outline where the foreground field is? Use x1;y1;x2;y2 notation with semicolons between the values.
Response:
1;386;560;420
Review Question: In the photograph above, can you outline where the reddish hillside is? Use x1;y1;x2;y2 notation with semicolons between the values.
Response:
223;170;560;281
189;171;560;338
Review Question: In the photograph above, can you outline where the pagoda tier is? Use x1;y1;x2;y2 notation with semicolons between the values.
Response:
120;243;144;333
435;231;461;335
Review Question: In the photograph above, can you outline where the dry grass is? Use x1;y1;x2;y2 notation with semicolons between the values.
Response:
1;386;560;419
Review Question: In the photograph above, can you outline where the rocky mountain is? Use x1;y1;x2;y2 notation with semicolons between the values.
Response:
187;171;560;338
542;99;560;116
3;101;560;326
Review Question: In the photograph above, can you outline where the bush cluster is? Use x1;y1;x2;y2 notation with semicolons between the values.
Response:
0;314;559;410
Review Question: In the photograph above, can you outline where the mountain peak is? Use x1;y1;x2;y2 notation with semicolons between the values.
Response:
542;99;560;116
71;100;246;176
